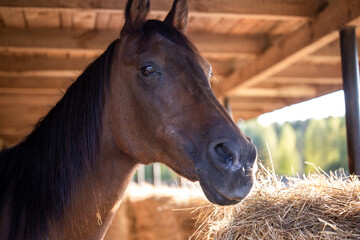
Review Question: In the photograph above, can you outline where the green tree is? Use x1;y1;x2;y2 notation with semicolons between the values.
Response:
275;123;301;175
304;118;348;173
240;119;278;169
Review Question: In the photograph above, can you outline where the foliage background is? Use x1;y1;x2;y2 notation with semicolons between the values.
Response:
240;116;348;175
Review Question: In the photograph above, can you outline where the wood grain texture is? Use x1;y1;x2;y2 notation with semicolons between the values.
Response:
0;0;327;19
213;0;360;97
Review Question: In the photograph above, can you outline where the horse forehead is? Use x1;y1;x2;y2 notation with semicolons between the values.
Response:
147;36;210;72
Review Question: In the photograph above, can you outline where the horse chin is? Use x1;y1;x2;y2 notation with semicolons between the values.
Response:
195;168;254;206
198;178;241;206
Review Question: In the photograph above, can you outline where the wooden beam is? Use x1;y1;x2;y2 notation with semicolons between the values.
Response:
267;77;342;85
0;113;44;128
0;55;92;78
0;28;265;57
0;70;78;78
231;86;317;98
189;33;269;56
0;94;60;107
300;55;341;64
230;100;285;112
0;28;116;54
0;0;328;19
273;62;343;79
0;55;92;72
0;88;65;95
213;0;360;97
0;77;73;89
312;39;360;57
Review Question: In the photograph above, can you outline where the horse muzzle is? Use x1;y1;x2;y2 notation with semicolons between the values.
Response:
194;137;257;205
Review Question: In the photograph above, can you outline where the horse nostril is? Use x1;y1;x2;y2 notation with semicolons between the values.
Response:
214;143;233;164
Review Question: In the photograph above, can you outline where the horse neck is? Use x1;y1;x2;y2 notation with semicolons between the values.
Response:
62;116;139;239
56;57;139;239
48;56;139;238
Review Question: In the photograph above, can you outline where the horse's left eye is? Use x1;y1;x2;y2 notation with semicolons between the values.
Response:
141;65;158;77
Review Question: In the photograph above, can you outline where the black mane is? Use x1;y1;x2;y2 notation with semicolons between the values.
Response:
0;40;117;239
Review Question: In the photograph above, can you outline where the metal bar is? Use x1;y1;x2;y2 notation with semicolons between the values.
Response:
339;27;360;175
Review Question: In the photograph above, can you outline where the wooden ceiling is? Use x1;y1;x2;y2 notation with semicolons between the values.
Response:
0;0;359;147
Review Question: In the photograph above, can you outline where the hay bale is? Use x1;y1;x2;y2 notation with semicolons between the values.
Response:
194;167;360;240
105;183;206;240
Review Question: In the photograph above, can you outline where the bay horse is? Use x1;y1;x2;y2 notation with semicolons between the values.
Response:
0;0;257;239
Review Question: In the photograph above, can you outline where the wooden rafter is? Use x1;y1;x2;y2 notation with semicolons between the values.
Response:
213;0;360;97
0;0;328;19
0;28;266;57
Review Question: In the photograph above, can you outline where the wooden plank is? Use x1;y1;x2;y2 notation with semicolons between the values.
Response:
229;96;308;106
0;28;116;52
0;115;42;128
0;94;60;107
274;62;343;79
300;55;341;64
230;100;285;111
96;12;110;29
0;70;78;78
24;9;60;28
0;8;25;27
213;0;360;97
0;88;65;95
108;13;124;30
257;82;343;92
0;0;328;19
72;11;96;29
0;77;73;89
0;55;91;72
188;33;269;56
232;86;317;98
267;77;342;85
312;39;360;56
0;27;266;56
60;11;72;28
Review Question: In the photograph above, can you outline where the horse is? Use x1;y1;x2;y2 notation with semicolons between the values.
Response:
0;0;257;239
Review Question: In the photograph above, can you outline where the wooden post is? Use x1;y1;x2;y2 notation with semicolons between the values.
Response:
339;27;360;175
136;165;145;183
153;163;161;187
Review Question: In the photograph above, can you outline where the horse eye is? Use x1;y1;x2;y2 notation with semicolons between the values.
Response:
141;65;158;77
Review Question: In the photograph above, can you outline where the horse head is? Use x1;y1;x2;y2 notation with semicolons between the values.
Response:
110;0;257;205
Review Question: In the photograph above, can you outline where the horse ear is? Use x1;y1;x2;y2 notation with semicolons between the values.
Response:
164;0;188;32
122;0;150;34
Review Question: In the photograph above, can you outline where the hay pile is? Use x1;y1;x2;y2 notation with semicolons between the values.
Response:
105;183;206;240
193;167;360;240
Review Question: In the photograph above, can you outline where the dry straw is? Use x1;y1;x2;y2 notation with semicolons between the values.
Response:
192;163;360;240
